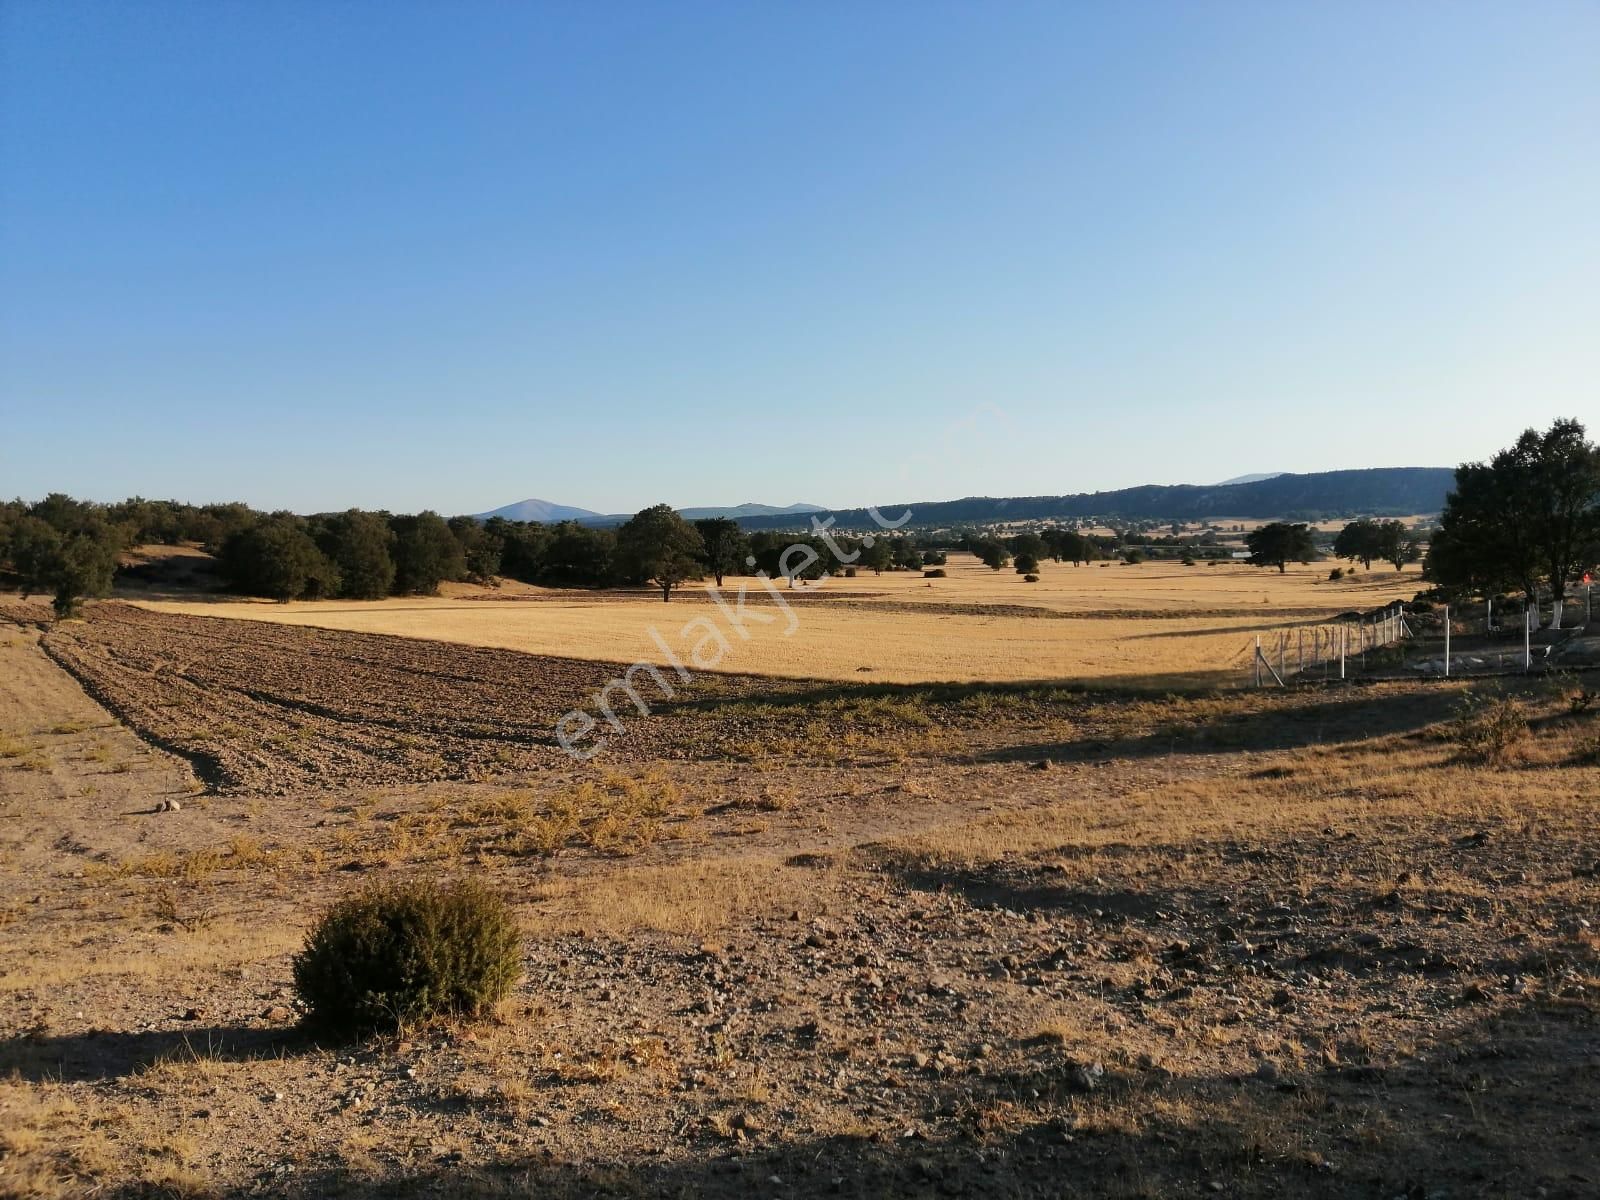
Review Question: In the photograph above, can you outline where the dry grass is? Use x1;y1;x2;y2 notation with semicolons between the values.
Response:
141;557;1422;686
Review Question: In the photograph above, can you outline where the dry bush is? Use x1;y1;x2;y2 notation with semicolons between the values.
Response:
1449;694;1530;765
293;876;522;1034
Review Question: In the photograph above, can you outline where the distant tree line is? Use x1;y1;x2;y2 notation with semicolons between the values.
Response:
0;495;956;610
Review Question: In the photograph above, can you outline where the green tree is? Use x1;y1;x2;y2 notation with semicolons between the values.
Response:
891;538;922;570
973;539;1011;571
694;517;750;587
617;504;705;601
488;518;554;584
1374;520;1410;572
1010;532;1047;562
1014;552;1040;575
316;510;396;599
1429;419;1600;606
1333;519;1382;569
390;512;467;595
220;515;341;601
859;537;894;574
542;522;615;586
1246;522;1316;573
11;514;124;617
448;515;503;585
10;496;129;616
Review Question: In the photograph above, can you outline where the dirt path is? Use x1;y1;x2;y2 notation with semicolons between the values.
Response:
0;625;235;903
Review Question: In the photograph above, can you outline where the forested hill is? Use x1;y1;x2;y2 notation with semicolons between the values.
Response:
736;467;1457;530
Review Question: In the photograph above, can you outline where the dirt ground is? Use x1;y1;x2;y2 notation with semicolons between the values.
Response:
0;601;1596;1199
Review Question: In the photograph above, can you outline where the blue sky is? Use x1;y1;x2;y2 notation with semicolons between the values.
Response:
2;2;1597;515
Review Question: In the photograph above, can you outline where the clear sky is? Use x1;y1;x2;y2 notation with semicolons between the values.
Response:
2;2;1597;516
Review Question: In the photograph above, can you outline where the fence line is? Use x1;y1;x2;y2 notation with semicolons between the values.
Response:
1247;600;1408;687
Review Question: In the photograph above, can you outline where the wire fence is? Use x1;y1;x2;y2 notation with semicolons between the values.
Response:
1246;589;1599;687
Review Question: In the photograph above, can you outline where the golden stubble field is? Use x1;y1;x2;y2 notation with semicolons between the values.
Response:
143;555;1422;686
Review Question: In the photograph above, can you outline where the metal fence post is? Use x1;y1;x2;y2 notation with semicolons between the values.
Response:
1443;605;1450;678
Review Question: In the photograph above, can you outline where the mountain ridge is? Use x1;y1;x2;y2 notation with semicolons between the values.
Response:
472;467;1455;530
733;467;1456;530
474;499;826;525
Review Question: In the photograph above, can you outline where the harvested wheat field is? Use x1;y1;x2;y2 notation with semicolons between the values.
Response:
1;595;1597;1200
140;557;1422;687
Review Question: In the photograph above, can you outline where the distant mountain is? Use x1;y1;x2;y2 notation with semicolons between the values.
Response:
472;499;826;526
1213;472;1284;486
735;467;1457;531
474;498;605;523
674;502;827;521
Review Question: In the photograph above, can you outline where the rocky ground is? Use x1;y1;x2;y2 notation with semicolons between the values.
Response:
0;602;1596;1199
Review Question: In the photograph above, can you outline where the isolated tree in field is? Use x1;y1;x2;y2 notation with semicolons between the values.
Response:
315;510;396;599
1429;419;1600;607
617;504;705;601
1333;519;1382;569
1246;522;1316;573
390;512;467;595
694;517;750;587
1014;552;1040;575
221;515;341;601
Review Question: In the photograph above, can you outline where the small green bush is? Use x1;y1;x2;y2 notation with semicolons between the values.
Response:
923;568;946;578
294;877;521;1033
1023;573;1040;583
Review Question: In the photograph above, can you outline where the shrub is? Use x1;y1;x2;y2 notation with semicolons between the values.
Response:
1023;573;1040;583
1449;695;1530;765
924;568;946;578
843;566;858;578
293;877;521;1033
1328;567;1344;581
1181;555;1196;566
